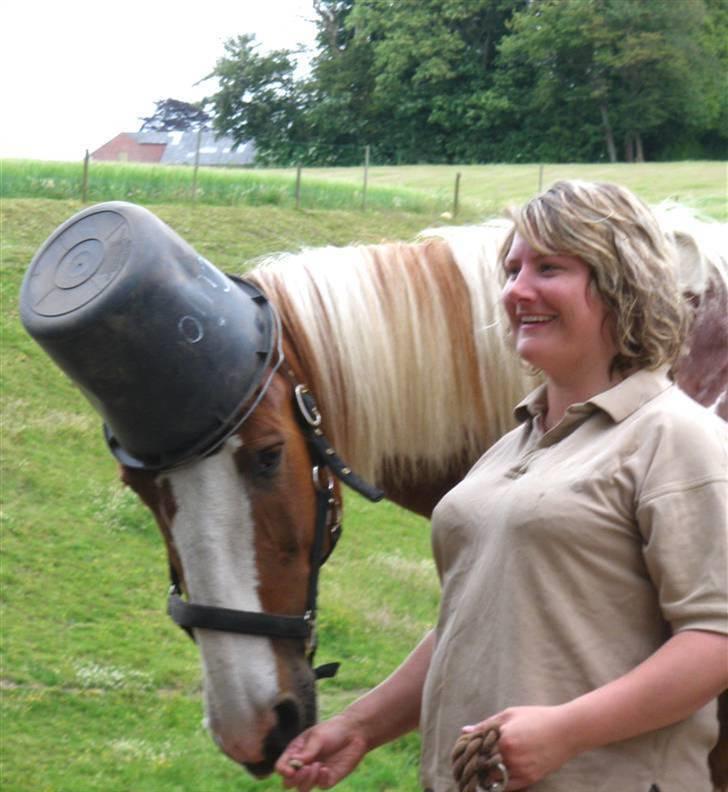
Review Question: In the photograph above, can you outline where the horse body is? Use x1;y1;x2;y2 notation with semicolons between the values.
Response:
122;209;727;778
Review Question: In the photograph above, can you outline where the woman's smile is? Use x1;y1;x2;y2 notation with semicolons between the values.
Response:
501;232;617;385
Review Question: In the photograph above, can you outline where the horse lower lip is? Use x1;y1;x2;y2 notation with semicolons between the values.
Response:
243;759;275;778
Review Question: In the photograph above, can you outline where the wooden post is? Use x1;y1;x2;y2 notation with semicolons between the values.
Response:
82;150;90;203
295;164;302;210
453;171;461;219
538;163;544;192
192;127;202;202
362;145;370;211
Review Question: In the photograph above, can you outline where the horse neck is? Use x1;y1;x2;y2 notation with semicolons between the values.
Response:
662;206;728;419
248;233;535;487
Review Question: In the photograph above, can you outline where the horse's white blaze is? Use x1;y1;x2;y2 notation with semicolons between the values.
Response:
164;440;278;753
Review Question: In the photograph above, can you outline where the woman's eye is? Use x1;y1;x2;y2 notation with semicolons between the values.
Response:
253;445;283;479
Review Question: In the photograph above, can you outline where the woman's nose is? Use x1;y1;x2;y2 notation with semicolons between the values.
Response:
503;269;536;303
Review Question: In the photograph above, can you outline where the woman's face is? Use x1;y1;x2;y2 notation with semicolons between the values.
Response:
501;232;616;383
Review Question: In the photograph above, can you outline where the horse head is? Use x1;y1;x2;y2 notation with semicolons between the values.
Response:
19;202;378;776
120;368;342;774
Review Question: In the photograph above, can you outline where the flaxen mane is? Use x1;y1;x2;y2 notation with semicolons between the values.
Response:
248;223;534;485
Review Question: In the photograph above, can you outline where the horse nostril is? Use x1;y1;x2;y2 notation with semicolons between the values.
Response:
261;695;303;765
274;696;302;745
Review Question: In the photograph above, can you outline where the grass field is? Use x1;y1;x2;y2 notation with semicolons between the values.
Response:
2;159;726;220
1;163;725;791
237;160;728;220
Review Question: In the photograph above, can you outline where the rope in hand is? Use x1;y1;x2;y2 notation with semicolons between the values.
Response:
451;725;509;792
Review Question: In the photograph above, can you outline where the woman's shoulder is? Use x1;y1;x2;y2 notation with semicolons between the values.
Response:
630;384;727;495
642;382;727;438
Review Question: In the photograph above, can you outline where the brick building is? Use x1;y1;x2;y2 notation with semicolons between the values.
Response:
91;130;255;166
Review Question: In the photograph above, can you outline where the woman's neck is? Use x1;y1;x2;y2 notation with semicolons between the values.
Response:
543;365;623;431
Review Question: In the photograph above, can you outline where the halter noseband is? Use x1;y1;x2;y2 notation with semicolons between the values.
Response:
166;345;383;680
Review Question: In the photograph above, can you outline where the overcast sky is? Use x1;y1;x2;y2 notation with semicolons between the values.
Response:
1;0;318;161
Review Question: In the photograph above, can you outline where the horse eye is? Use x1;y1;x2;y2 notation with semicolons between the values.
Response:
253;445;283;479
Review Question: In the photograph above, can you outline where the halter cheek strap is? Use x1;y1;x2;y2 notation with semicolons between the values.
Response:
293;384;384;502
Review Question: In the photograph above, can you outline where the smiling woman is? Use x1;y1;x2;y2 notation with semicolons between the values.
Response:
276;181;728;792
501;238;617;412
498;180;691;429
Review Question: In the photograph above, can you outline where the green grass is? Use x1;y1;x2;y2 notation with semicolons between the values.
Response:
1;165;725;791
0;159;443;217
266;160;728;220
5;159;724;221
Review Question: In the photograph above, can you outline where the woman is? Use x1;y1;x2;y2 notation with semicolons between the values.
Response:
276;181;728;791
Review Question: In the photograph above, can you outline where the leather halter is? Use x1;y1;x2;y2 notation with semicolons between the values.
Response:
166;367;384;680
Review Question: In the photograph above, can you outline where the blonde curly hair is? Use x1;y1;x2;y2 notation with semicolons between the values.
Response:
498;180;689;376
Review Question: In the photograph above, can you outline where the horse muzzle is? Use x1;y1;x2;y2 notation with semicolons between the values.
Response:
210;693;310;777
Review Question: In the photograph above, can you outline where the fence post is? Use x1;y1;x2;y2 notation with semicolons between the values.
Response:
82;150;90;203
191;127;202;202
362;145;370;211
295;164;302;210
453;171;461;219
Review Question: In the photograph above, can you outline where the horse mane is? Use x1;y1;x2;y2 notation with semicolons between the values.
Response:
246;206;726;484
652;201;728;295
247;224;535;485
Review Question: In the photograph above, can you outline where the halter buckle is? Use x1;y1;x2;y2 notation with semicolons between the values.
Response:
303;610;317;658
295;384;322;428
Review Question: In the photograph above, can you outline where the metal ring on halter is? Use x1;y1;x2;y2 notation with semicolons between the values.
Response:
477;761;509;792
295;384;322;427
312;465;334;494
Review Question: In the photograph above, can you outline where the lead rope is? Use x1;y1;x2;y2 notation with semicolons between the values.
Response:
451;726;508;792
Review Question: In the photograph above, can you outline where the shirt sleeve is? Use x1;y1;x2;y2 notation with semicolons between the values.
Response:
636;410;728;636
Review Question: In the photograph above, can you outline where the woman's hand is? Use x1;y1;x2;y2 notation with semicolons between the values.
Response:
462;705;576;790
275;714;369;791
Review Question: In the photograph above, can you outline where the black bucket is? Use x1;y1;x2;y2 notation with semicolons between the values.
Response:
19;201;280;470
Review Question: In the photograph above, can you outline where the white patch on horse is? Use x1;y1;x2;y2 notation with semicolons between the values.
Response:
165;444;277;752
708;391;727;415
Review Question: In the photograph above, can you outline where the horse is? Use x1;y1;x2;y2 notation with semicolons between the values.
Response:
23;202;728;784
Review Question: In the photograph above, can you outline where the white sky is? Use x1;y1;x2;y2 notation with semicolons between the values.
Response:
1;0;318;161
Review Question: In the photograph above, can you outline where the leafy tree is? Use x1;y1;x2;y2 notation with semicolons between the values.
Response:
344;0;525;162
139;98;210;132
204;0;727;164
205;34;305;164
492;0;725;162
296;0;379;164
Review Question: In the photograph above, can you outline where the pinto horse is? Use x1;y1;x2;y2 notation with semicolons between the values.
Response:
115;207;726;783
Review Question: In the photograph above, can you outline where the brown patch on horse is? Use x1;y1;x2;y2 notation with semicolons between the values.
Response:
236;371;334;702
121;468;184;586
676;280;728;420
710;690;728;791
380;457;471;518
246;273;340;442
237;374;317;614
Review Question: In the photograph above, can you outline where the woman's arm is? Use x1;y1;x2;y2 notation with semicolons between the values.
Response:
276;630;435;790
467;629;728;790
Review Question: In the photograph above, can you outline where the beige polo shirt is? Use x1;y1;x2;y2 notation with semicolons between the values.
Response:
420;367;727;791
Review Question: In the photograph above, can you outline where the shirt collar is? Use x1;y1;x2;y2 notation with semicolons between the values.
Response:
587;366;673;422
514;366;674;425
514;384;548;424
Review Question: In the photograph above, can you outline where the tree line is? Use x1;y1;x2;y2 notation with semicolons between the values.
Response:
147;0;728;166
